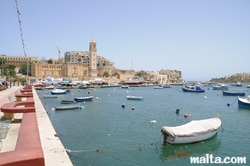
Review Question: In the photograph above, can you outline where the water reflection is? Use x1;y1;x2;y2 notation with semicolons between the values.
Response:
159;135;221;161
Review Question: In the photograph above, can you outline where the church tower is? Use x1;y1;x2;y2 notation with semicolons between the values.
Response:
89;36;97;77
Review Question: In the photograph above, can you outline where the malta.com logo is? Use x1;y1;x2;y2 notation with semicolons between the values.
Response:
190;154;246;164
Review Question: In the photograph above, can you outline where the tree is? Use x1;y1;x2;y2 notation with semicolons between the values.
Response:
0;57;6;76
135;72;142;77
19;62;31;76
103;71;110;77
48;59;53;64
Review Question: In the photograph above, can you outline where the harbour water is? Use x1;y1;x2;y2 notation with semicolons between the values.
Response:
36;84;250;166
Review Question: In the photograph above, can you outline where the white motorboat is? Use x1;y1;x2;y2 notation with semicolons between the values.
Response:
161;117;221;144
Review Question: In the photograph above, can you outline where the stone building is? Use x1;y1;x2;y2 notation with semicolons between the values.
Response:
0;54;38;71
31;36;115;80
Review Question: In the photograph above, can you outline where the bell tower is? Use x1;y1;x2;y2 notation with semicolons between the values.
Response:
89;36;97;77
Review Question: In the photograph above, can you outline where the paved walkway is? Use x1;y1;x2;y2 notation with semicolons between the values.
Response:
0;86;73;166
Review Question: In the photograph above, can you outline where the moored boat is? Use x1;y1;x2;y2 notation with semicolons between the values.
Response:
154;86;163;89
161;116;221;144
182;84;205;92
121;85;129;89
236;82;242;87
222;91;245;96
60;100;76;104
54;104;80;110
212;83;228;90
74;96;93;102
238;95;250;107
127;95;143;100
51;89;67;95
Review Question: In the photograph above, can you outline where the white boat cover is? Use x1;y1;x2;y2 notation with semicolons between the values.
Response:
161;117;221;137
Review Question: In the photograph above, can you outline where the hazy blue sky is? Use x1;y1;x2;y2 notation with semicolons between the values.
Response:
1;0;249;81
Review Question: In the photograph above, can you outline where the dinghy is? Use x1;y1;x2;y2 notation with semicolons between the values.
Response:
60;100;76;104
222;91;245;96
161;116;221;144
74;96;93;102
127;95;143;100
54;104;80;110
51;89;67;94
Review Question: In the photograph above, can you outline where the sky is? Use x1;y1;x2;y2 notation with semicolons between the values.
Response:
0;0;250;81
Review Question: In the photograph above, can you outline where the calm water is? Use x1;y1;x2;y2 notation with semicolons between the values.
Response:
36;84;250;166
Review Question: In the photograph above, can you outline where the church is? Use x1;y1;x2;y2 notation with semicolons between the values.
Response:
31;37;115;80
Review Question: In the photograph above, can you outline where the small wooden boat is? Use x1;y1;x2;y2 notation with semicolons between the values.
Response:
222;91;245;96
127;95;143;100
74;96;93;102
212;83;228;90
182;85;205;92
154;86;163;89
238;95;250;107
43;95;58;99
55;104;80;110
162;84;171;88
51;89;67;95
161;117;221;144
121;85;129;89
60;100;76;104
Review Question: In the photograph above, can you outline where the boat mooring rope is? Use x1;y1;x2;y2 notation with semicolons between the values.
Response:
65;141;161;154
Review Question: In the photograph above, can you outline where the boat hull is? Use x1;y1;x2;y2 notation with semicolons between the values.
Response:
127;96;143;100
223;91;245;96
51;89;67;95
182;88;205;92
238;98;250;107
55;104;80;110
165;130;218;144
74;96;93;102
60;100;76;104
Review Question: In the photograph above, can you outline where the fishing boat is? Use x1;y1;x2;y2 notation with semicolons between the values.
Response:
51;89;67;94
127;95;143;100
238;95;250;107
162;84;171;88
246;85;250;88
212;83;228;90
161;116;221;144
182;84;205;92
154;86;164;89
54;104;80;110
74;96;93;102
222;91;245;96
42;95;58;99
236;82;242;87
121;85;129;89
60;100;76;104
171;82;184;86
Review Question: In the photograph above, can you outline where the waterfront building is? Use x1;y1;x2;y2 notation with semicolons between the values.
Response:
158;69;183;83
0;54;38;71
64;36;115;78
31;37;115;80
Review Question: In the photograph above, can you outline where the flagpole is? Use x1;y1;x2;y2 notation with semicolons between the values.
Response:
15;0;28;83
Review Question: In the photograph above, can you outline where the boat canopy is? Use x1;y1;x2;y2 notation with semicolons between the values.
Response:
161;117;221;137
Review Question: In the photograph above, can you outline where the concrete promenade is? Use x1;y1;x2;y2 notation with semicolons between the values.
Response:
0;86;73;166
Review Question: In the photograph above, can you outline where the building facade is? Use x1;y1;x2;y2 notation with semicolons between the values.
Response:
32;37;115;80
0;55;38;70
